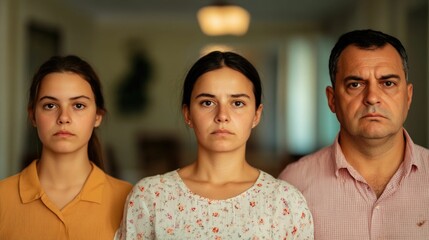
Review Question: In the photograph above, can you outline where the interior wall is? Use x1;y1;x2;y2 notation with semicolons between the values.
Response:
0;0;96;179
0;0;12;177
0;0;427;181
0;0;25;177
25;0;95;58
404;0;429;147
0;0;322;180
91;23;202;182
90;19;322;182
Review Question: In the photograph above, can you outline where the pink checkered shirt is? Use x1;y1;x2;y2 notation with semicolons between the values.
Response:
279;129;429;240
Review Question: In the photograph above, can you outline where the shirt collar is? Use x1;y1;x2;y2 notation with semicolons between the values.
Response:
79;163;106;204
333;128;419;178
332;135;355;178
402;129;420;174
19;160;43;203
19;160;106;204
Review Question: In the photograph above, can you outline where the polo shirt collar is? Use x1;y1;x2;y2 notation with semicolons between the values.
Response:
19;160;43;204
79;163;106;204
19;160;106;204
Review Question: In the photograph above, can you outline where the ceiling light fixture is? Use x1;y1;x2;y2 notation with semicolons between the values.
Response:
197;1;250;36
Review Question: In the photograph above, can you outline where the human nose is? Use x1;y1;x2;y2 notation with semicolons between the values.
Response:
364;82;381;106
57;109;71;124
215;104;229;123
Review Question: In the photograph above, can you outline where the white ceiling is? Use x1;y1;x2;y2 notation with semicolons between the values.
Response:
61;0;358;25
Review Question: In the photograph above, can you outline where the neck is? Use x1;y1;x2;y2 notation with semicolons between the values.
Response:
340;130;405;169
182;147;257;184
339;130;406;196
37;150;93;188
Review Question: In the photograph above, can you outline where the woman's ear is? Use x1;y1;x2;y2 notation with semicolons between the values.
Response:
94;114;103;127
28;108;37;127
252;104;263;128
94;109;105;128
182;104;193;128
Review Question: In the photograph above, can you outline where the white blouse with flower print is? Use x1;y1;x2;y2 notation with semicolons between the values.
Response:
115;170;313;240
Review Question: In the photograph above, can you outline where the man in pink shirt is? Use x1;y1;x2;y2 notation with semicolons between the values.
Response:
279;29;429;239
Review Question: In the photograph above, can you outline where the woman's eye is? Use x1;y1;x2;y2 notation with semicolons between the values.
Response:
233;101;245;107
74;103;85;110
43;103;56;110
201;101;214;107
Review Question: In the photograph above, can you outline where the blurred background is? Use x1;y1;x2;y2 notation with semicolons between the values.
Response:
0;0;427;183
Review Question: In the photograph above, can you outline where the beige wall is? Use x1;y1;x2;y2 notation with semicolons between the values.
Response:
0;0;25;176
90;20;321;182
0;0;96;176
0;0;12;177
0;0;427;181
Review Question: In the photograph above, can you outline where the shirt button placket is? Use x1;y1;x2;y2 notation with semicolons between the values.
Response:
370;204;382;240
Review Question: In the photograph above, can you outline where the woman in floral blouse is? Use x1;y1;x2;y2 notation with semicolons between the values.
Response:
116;51;314;239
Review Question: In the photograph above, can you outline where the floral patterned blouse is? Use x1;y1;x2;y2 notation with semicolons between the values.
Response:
115;170;313;240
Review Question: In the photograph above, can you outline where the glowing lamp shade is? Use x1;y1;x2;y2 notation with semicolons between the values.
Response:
197;4;250;36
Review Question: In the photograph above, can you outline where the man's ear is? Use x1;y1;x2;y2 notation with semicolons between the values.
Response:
407;83;413;110
326;86;336;113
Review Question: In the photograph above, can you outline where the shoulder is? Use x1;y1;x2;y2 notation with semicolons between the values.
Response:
84;168;132;204
129;170;179;197
279;145;333;178
0;173;21;208
1;161;38;192
412;144;429;170
290;146;332;169
91;164;132;194
278;145;335;193
105;174;133;192
134;170;177;186
413;144;429;157
258;171;306;200
257;172;312;220
0;173;20;192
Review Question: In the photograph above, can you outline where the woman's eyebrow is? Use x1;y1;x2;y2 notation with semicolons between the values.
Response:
194;93;215;99
231;93;250;99
195;93;251;99
70;95;91;100
38;95;91;101
38;96;58;101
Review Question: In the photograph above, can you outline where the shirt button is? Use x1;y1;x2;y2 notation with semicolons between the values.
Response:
375;205;380;210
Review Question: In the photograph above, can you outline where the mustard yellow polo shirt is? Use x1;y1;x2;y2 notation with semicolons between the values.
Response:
0;160;132;240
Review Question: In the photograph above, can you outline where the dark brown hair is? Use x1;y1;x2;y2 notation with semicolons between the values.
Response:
329;29;408;87
182;51;262;109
